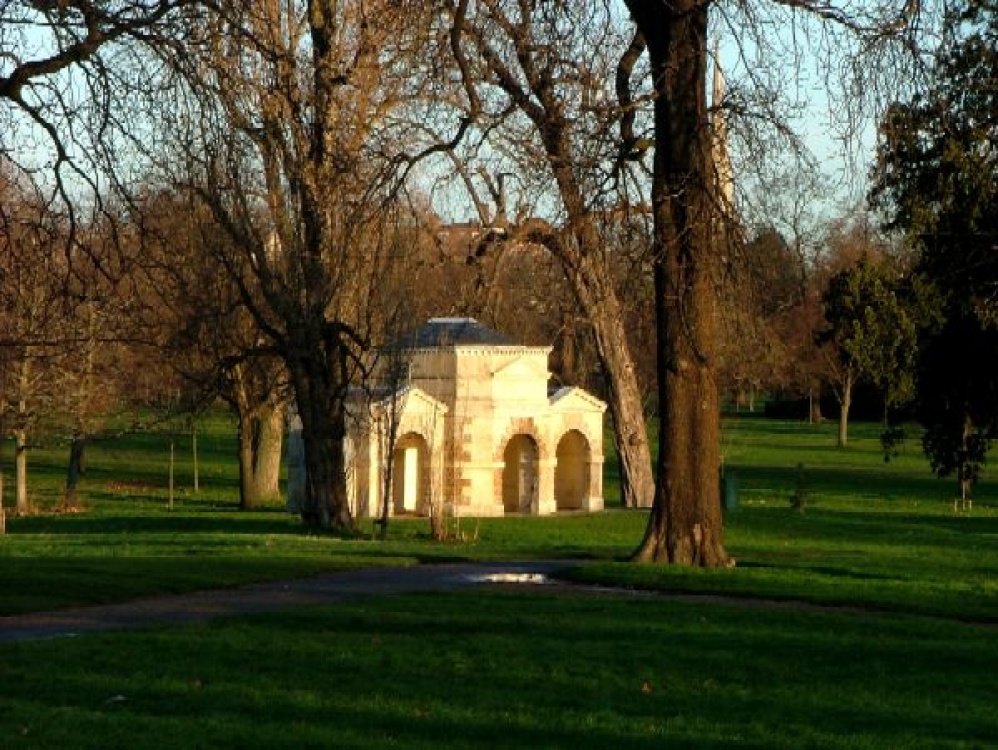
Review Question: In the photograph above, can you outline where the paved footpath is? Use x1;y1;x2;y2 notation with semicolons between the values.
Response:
0;561;574;644
7;562;977;644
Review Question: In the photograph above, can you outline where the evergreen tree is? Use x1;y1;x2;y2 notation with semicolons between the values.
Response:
871;0;998;501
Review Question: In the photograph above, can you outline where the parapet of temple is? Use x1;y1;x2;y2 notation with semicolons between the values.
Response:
346;317;606;517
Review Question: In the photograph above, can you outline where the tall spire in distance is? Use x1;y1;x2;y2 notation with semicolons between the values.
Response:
711;43;734;209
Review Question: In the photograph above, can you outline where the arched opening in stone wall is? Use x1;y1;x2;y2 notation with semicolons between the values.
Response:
555;430;591;511
502;434;539;513
392;432;430;514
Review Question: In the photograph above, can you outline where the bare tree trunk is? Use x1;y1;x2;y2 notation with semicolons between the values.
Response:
236;401;285;510
15;363;31;514
628;0;729;566
168;441;175;511
237;415;259;510
63;437;86;510
837;372;853;447
291;349;355;532
573;263;655;509
377;391;404;540
957;414;973;507
15;429;29;514
590;306;655;508
230;358;286;510
0;434;4;521
192;423;199;494
255;401;285;499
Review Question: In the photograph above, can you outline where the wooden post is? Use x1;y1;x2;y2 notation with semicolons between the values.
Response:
192;425;199;494
168;441;175;511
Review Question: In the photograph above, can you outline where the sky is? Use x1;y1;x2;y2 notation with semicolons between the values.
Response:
2;1;935;244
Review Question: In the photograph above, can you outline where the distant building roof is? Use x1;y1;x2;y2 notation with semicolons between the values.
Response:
394;317;516;348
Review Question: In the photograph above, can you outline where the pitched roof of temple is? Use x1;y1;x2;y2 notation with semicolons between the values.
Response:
392;317;515;348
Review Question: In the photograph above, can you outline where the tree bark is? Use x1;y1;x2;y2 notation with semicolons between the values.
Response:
229;358;286;510
958;414;973;504
572;263;655;508
236;399;285;510
837;373;853;447
627;0;729;566
236;415;259;510
192;424;199;493
63;437;86;510
255;402;284;498
15;361;31;514
290;344;355;532
15;429;28;514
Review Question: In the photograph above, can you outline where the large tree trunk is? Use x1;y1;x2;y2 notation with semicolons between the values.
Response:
237;400;286;510
627;0;729;566
230;359;286;510
236;415;260;510
255;402;284;498
290;345;355;532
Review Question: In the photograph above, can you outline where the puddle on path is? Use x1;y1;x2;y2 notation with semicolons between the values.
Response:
465;572;553;585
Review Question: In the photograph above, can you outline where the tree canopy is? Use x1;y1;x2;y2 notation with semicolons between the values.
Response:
870;0;998;499
820;255;919;445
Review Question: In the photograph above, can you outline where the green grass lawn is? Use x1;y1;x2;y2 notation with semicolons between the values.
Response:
574;416;998;622
2;413;997;747
1;592;994;748
1;413;997;619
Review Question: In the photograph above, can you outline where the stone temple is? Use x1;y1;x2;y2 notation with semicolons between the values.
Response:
288;318;606;518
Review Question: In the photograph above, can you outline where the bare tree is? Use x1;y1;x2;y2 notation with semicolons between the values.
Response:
130;190;289;509
52;252;143;510
1;1;203;248
0;169;68;513
444;1;656;508
372;317;414;540
152;0;431;530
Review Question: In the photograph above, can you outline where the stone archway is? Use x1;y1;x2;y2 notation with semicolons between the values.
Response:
555;430;591;511
392;432;430;514
502;434;539;514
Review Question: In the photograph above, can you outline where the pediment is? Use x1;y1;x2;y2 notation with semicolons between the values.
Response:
402;386;449;414
548;386;607;413
373;385;448;415
490;351;550;382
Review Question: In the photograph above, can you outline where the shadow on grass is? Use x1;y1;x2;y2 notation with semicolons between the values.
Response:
8;513;304;537
4;592;996;748
735;560;898;581
736;504;998;543
732;463;998;505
